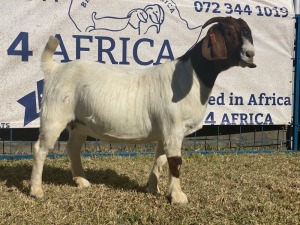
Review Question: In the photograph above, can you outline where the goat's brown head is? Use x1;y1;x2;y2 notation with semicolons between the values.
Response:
202;16;256;68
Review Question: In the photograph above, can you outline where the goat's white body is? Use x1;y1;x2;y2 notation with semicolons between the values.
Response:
33;56;208;203
42;59;207;143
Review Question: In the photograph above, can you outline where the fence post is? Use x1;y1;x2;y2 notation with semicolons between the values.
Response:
293;14;300;150
9;128;13;155
295;0;299;14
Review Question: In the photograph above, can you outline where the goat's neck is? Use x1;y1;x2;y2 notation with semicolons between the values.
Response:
177;41;232;106
179;41;230;89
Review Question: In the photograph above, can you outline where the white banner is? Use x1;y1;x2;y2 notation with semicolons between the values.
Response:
0;0;295;128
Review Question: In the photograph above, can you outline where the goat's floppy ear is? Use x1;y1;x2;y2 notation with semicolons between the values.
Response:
202;25;227;61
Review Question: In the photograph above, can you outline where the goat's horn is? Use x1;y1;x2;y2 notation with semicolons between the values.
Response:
202;17;226;29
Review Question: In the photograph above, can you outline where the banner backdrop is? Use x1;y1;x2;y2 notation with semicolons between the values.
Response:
0;0;296;128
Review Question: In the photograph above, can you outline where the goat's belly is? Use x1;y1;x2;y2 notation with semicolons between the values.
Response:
91;133;159;144
72;120;159;144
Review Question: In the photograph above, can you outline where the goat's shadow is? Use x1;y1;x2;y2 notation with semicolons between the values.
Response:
0;163;146;196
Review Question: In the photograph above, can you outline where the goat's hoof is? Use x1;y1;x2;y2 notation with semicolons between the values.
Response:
30;187;44;198
146;184;160;195
73;177;91;188
170;191;188;204
146;181;160;194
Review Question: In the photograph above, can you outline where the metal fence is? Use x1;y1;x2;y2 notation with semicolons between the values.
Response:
0;124;295;159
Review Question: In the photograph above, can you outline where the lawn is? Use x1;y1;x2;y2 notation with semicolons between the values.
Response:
0;153;299;224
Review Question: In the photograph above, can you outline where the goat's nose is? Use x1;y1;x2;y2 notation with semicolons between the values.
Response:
246;50;255;58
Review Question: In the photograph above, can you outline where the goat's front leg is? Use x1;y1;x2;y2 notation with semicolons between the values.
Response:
164;138;188;204
147;141;167;194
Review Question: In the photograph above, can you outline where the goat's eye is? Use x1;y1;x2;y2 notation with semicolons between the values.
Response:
241;29;250;36
224;31;231;36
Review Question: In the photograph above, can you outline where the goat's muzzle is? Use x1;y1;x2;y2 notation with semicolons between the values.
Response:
240;47;256;68
247;63;256;68
245;50;256;68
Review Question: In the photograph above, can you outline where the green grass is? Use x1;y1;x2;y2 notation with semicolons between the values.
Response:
0;153;300;224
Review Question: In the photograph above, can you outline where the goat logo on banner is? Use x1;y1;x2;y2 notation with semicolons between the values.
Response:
68;0;202;35
69;1;165;34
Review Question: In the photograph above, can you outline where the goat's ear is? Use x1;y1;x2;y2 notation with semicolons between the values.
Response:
202;25;227;61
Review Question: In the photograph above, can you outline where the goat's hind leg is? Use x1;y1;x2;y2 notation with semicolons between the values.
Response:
30;122;66;198
67;130;90;188
147;141;167;194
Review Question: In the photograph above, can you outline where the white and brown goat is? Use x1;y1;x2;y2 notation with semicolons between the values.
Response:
30;16;256;204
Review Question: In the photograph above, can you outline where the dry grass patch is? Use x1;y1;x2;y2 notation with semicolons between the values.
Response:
0;153;299;224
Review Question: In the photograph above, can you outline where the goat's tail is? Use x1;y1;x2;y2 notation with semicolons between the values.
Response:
41;36;59;76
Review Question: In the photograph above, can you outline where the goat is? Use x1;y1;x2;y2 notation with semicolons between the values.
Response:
30;16;256;204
